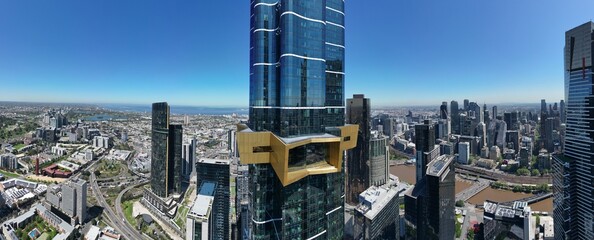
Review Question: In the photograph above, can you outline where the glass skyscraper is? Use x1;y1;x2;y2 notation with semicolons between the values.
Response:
151;102;170;198
239;1;356;239
150;102;183;198
554;21;594;240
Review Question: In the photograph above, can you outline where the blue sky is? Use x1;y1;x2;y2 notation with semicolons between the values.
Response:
0;1;593;107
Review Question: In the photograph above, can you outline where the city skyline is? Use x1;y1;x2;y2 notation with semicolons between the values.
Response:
2;1;594;106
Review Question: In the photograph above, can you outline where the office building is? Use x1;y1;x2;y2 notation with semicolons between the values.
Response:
560;100;566;124
346;94;371;204
451;100;460;134
149;102;184;198
346;94;389;204
483;201;534;240
440;101;448;120
506;130;520;153
237;1;357;239
415;120;438;183
439;142;454;156
483;104;491;126
464;99;470;111
186;182;216;240
458;142;470;164
196;158;230;240
182;140;196;180
404;155;455;239
354;180;401;240
554;22;594;240
92;136;110;149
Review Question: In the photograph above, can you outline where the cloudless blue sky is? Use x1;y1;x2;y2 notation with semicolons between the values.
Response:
1;1;593;107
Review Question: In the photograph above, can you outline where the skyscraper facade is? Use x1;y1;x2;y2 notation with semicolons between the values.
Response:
554;21;594;240
150;102;183;198
415;120;438;183
346;94;371;204
182;138;197;179
405;155;456;240
168;124;183;194
346;94;389;205
440;101;448;120
239;1;358;239
151;102;170;198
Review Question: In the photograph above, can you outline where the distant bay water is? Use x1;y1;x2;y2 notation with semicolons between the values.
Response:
100;104;248;115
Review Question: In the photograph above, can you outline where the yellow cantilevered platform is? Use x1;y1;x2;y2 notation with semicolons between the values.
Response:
237;124;358;186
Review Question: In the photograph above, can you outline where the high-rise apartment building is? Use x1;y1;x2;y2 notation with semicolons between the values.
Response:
150;102;183;198
45;179;87;225
237;1;358;238
196;158;230;240
554;21;594;240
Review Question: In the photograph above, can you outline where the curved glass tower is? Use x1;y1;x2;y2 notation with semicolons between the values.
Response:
242;0;351;239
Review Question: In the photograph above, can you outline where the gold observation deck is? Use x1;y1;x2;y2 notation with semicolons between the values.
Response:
237;124;358;186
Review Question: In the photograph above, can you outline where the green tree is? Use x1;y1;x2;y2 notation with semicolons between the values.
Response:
516;168;530;176
531;169;540;176
456;200;465;207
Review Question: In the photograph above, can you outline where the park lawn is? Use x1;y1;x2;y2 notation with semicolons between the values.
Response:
14;143;25;150
97;159;122;178
0;169;21;178
174;205;190;229
123;199;137;226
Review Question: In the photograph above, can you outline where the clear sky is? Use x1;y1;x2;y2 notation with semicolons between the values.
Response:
1;1;593;107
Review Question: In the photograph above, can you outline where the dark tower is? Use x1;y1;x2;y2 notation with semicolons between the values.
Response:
150;102;183;198
451;100;460;134
346;94;371;204
151;102;170;198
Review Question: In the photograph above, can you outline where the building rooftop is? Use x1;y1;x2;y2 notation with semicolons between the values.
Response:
189;195;214;219
356;178;405;220
426;155;454;177
198;158;230;165
484;200;531;220
198;181;216;197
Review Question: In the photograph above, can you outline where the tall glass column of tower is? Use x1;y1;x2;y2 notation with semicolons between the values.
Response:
555;21;594;240
239;0;357;239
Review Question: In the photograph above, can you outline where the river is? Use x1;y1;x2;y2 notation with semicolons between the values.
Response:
390;164;553;212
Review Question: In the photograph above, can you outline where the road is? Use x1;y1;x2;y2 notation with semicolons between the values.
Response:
114;180;149;238
90;172;148;240
456;165;552;184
